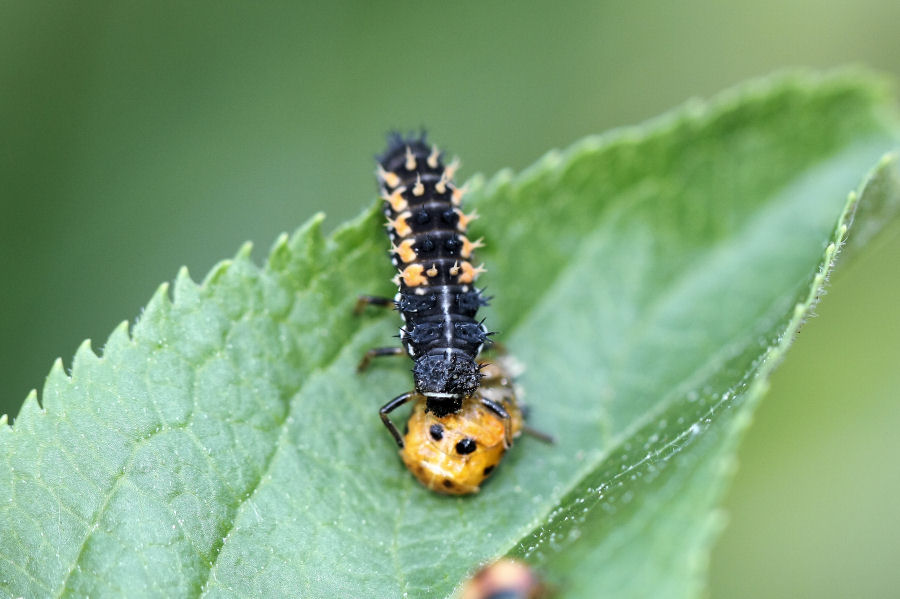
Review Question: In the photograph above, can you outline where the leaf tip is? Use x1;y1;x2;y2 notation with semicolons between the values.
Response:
202;259;233;286
878;149;900;166
174;266;200;304
32;359;67;415
289;211;327;249
175;264;191;281
71;339;100;375
148;281;173;312
273;231;290;250
236;240;254;260
103;320;132;356
131;282;174;343
267;232;291;271
281;211;329;272
48;357;66;380
16;389;43;421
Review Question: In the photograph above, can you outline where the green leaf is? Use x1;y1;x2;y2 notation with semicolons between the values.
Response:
2;70;899;599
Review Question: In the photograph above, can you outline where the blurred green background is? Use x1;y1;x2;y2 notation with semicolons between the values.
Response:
2;2;898;597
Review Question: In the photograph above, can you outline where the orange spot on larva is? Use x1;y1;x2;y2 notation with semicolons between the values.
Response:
460;236;484;258
383;187;408;211
386;211;412;237
451;183;468;206
445;157;460;179
399;264;428;286
412;174;425;197
435;172;449;194
426;264;438;277
456;208;479;231
457;261;486;284
392;239;417;263
427;145;440;169
377;165;401;188
404;146;417;171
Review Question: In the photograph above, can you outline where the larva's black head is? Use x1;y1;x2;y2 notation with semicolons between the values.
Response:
413;353;480;403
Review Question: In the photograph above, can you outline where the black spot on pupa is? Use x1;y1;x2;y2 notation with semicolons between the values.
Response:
455;438;477;455
442;479;454;489
483;465;495;476
429;424;444;441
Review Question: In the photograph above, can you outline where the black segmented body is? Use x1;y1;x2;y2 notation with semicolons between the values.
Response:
377;134;490;416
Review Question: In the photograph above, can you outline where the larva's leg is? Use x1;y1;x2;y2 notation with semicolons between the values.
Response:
354;295;394;315
515;403;556;444
482;397;555;446
380;391;416;447
523;425;555;445
357;346;405;372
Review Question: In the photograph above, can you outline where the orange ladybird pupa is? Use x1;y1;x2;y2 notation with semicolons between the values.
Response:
399;358;524;495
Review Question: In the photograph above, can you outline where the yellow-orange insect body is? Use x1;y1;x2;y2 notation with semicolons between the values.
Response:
400;361;523;495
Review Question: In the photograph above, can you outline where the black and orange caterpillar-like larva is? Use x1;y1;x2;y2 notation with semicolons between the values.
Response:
357;133;508;447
